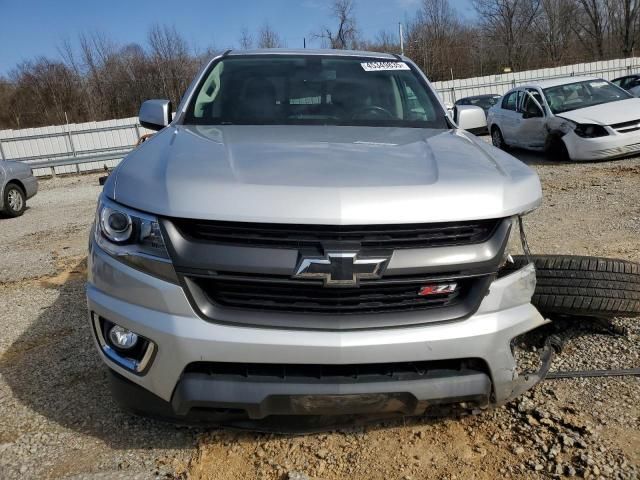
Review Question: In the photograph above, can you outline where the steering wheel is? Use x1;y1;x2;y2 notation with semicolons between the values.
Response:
351;105;394;120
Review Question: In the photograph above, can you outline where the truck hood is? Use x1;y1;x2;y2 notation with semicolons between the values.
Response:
109;125;541;224
556;98;640;125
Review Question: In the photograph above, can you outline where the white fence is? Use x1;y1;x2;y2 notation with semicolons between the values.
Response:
433;57;640;104
1;56;639;177
0;117;153;177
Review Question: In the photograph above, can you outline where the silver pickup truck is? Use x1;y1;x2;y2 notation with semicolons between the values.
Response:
87;49;547;422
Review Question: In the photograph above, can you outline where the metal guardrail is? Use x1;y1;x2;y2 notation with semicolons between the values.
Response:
0;122;141;175
433;58;640;104
29;150;133;170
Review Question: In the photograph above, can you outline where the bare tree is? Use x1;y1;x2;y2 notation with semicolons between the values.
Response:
147;24;197;108
533;0;578;64
574;0;610;58
257;22;284;48
472;0;541;69
6;7;640;130
359;29;399;53
405;0;469;78
610;0;640;56
238;27;254;50
7;58;85;127
315;0;359;49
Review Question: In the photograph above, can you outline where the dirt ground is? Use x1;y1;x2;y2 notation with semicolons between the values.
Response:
0;147;639;479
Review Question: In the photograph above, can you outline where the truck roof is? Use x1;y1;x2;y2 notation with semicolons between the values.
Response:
225;48;400;60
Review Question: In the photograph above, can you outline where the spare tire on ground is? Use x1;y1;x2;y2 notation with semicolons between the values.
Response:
504;255;640;319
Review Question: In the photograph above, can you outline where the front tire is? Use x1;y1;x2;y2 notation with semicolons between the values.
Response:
491;126;509;150
547;136;570;161
3;183;26;217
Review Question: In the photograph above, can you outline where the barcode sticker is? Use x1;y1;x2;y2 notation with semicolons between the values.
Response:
361;61;410;72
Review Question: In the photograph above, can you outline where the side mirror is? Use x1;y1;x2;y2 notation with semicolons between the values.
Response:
139;99;172;131
455;105;487;133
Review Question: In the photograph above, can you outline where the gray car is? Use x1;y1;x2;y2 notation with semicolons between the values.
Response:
0;160;38;217
87;49;546;423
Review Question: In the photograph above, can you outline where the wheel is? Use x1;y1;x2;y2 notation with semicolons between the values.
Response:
547;136;570;161
502;255;640;319
491;127;509;150
3;183;26;217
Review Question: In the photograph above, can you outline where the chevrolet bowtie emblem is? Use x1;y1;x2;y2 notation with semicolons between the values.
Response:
293;251;390;287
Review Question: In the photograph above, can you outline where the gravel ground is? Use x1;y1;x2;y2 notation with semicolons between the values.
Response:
0;149;639;479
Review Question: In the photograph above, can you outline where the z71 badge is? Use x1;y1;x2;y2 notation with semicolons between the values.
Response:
418;283;458;296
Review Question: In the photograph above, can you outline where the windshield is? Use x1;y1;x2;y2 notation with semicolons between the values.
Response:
543;79;631;114
184;55;447;128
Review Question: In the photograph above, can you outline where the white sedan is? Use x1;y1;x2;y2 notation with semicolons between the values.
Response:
487;76;640;161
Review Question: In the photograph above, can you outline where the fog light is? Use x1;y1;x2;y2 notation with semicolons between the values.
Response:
92;314;155;374
108;325;138;350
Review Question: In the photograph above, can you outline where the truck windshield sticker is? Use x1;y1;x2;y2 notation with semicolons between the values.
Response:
361;61;410;72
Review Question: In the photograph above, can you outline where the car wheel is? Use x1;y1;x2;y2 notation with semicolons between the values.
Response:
3;183;26;217
491;127;508;150
502;255;640;319
547;136;570;161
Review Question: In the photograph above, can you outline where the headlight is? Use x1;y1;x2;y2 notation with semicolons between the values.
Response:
100;207;132;243
573;123;609;138
93;195;177;283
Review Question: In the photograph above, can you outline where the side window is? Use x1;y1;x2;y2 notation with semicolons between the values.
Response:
611;78;623;87
193;62;224;118
523;89;544;116
514;91;523;110
502;92;517;111
401;81;433;121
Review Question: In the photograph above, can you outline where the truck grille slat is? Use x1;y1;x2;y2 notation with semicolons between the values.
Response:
172;218;500;249
184;359;488;383
194;277;468;314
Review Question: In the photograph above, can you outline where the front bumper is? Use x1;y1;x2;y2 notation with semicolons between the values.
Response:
87;244;548;419
563;129;640;161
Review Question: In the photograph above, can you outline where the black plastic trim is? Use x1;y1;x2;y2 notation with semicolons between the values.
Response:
171;369;492;419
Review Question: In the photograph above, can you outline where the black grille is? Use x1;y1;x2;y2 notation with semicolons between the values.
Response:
192;275;470;314
184;358;487;383
611;119;640;133
172;218;500;249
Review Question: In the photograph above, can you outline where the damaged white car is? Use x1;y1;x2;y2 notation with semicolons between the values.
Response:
487;76;640;161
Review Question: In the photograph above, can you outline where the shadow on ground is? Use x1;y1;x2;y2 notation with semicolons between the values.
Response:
0;260;201;450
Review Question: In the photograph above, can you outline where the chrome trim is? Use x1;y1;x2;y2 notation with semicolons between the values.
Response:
92;313;156;374
293;251;390;287
386;218;511;274
163;218;511;278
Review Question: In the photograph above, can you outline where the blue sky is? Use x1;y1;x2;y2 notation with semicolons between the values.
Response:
0;0;475;76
